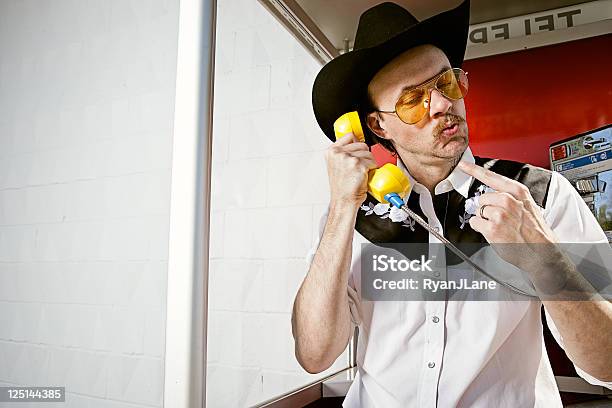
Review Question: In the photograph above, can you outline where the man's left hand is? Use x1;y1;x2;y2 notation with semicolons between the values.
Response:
457;160;560;274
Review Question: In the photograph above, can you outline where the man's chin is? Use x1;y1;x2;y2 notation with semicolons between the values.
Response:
434;135;468;158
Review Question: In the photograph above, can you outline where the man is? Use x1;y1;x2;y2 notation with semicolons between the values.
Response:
291;1;612;407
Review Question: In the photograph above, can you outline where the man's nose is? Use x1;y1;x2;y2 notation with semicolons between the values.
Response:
428;88;453;118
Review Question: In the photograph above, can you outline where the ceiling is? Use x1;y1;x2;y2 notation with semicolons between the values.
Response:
293;0;592;52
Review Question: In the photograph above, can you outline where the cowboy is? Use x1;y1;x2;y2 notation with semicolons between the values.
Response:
291;1;612;407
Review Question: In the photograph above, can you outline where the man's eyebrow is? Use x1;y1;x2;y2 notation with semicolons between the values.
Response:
399;66;451;93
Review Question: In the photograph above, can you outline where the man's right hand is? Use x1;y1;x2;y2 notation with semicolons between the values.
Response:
325;133;378;206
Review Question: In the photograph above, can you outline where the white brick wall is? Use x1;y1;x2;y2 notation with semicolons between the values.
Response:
0;0;178;407
207;0;348;407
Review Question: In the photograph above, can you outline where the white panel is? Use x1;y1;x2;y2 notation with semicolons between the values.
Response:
0;0;178;406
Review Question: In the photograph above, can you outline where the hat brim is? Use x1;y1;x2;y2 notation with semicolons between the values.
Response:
312;0;470;144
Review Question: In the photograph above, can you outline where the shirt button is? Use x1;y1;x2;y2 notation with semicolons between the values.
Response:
432;316;440;323
428;362;436;368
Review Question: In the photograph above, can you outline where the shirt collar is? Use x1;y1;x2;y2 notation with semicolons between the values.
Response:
396;147;475;199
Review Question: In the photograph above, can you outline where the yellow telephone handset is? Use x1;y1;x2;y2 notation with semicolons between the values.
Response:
334;111;366;142
333;112;410;206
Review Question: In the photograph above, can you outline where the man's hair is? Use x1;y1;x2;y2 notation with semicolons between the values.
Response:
358;91;398;156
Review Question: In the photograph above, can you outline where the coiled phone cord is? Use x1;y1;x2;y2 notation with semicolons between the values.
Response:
385;193;536;298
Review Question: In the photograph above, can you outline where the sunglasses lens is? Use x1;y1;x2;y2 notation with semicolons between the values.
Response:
437;68;468;99
395;69;469;124
395;88;428;124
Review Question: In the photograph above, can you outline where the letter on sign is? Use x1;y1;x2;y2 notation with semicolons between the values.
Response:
469;27;488;44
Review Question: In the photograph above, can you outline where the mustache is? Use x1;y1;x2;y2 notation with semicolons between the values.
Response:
433;114;466;138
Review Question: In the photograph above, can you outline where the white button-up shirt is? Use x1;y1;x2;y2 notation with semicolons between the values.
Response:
306;147;612;407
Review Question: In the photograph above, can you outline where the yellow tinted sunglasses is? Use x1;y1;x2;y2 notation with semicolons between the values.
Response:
376;68;469;125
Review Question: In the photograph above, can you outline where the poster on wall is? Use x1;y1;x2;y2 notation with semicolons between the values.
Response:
550;124;612;241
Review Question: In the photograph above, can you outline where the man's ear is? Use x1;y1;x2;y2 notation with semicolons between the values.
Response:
366;112;388;140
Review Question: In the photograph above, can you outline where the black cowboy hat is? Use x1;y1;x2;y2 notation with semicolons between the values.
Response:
312;0;470;145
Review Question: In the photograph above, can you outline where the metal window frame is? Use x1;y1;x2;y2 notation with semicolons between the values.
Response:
258;0;340;64
163;0;217;407
254;367;358;408
556;376;612;395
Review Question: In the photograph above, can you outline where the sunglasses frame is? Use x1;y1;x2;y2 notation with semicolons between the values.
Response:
375;68;469;125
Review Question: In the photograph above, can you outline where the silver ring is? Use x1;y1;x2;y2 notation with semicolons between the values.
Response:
479;204;490;221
